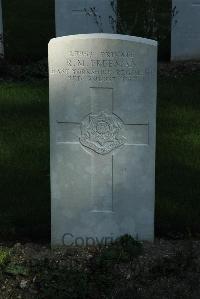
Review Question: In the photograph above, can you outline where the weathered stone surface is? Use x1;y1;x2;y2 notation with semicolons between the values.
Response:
49;34;157;245
55;0;116;37
171;0;200;60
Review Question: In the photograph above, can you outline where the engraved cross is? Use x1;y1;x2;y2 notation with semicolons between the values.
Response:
57;87;149;213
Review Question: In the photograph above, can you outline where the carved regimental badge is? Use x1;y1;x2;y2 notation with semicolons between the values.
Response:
80;111;126;155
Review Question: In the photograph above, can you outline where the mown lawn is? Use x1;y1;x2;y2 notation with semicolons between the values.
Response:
156;73;200;237
0;73;199;241
0;81;50;241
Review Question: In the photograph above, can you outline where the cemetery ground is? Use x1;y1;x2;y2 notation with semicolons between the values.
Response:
1;237;200;298
0;61;200;298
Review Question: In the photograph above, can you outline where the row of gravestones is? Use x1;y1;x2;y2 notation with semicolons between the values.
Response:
56;0;200;61
56;0;200;60
0;0;200;60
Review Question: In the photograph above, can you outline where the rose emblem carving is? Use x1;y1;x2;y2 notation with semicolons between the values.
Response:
80;111;126;154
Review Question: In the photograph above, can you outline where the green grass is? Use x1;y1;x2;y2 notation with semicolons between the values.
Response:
0;73;199;241
0;248;10;267
156;74;200;237
0;81;50;241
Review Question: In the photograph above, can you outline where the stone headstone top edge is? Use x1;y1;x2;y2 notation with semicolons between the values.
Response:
49;33;158;47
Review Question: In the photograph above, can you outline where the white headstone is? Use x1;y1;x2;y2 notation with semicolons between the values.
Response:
171;0;200;60
55;0;117;37
0;0;4;57
49;34;157;246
